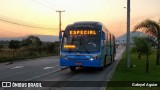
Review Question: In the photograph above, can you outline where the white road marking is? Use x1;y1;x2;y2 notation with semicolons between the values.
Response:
43;65;60;70
43;67;54;70
11;66;24;69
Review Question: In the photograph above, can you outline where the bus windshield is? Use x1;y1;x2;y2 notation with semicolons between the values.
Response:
61;29;101;52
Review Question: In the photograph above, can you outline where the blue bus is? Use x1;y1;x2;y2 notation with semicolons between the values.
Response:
59;21;116;71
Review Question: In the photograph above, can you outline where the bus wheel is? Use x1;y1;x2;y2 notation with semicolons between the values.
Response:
70;66;76;71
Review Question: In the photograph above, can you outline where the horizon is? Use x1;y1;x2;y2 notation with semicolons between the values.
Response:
0;0;160;38
0;31;143;40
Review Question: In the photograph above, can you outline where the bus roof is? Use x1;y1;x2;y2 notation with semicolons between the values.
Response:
65;21;102;30
73;21;102;25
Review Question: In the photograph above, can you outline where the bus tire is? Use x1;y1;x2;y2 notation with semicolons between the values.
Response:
70;66;76;71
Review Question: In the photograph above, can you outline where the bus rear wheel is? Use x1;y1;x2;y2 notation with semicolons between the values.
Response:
70;66;76;71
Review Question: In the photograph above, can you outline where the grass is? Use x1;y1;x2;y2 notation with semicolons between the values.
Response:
107;50;160;90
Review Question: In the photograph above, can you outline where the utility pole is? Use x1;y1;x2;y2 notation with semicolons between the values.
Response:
126;0;131;69
56;10;65;32
56;10;65;55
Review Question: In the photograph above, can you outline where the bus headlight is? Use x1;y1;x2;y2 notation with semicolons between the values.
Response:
90;58;94;61
91;54;100;60
93;56;98;60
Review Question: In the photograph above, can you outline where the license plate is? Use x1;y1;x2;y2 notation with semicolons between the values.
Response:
75;62;82;65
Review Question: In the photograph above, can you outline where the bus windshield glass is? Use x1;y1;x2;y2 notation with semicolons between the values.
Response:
61;29;100;52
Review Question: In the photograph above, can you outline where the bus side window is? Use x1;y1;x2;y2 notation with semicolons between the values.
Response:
102;31;105;40
102;31;105;46
107;33;110;47
105;33;108;47
105;32;108;47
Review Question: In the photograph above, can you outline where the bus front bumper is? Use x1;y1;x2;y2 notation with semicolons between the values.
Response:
60;59;102;67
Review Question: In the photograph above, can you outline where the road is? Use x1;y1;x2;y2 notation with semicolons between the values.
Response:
0;45;125;90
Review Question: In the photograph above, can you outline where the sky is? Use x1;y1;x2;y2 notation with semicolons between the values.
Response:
0;0;159;38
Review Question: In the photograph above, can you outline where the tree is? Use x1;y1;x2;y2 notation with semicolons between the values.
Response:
21;38;32;46
47;42;56;54
132;37;152;73
21;35;42;46
0;44;3;52
134;19;160;65
8;40;21;63
0;44;4;55
132;37;143;59
21;35;42;56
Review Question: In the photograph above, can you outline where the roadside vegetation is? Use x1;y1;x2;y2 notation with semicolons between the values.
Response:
134;19;160;65
0;35;59;63
107;51;160;90
132;37;153;72
107;19;160;90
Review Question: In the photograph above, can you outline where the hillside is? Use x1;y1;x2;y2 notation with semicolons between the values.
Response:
116;31;146;44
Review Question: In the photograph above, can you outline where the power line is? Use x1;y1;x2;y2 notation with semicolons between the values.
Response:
32;0;56;10
32;0;75;22
0;28;26;36
0;18;57;30
44;0;76;21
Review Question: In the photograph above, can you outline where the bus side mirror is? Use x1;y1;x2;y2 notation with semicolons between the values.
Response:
59;31;65;39
102;32;105;40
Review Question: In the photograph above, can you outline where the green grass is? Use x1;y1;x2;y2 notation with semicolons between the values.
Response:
107;50;160;90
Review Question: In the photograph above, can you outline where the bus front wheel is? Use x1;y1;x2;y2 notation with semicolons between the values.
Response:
70;66;76;71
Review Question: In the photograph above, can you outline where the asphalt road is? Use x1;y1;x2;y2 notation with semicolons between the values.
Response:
0;45;125;90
